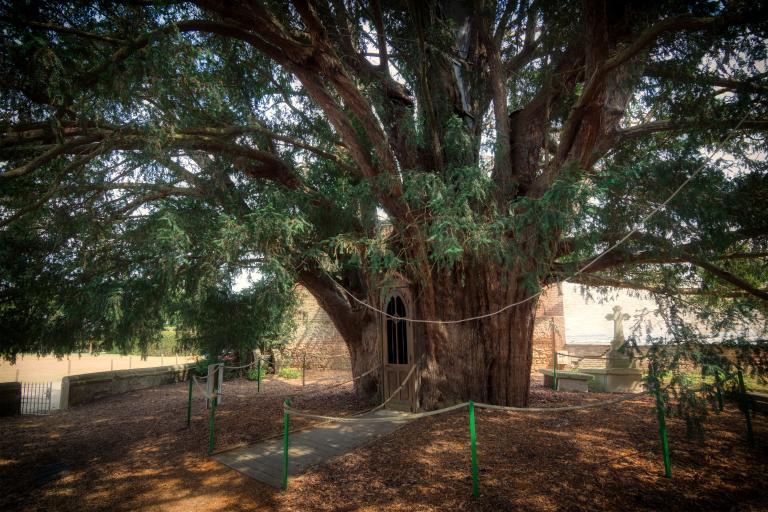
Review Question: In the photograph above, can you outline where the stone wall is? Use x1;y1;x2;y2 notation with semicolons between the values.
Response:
560;344;612;369
60;364;192;409
281;286;350;370
560;344;742;373
531;285;567;372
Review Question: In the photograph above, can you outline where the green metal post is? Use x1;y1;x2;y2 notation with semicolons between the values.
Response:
468;400;479;498
552;351;558;391
737;369;754;445
208;395;217;455
186;373;193;427
714;371;724;412
257;358;261;393
282;398;291;490
302;353;306;387
653;383;672;478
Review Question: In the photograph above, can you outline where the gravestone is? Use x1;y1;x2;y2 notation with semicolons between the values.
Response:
582;305;643;393
605;305;635;369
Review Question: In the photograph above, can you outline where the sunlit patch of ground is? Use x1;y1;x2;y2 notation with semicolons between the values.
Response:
0;377;765;511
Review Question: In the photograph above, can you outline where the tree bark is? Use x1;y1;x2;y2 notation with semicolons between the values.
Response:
414;265;538;408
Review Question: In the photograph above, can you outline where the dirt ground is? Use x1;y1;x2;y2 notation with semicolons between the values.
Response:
0;375;766;512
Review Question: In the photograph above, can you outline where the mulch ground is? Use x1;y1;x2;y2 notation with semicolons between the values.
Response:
0;375;766;512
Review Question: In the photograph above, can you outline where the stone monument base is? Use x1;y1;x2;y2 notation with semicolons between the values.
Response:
580;368;644;393
539;369;593;393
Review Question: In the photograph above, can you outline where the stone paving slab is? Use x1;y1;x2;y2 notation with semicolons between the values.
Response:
213;409;412;488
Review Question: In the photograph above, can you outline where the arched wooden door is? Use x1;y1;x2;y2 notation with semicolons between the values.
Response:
382;292;415;411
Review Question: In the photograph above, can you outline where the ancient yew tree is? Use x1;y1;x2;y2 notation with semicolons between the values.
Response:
1;1;767;406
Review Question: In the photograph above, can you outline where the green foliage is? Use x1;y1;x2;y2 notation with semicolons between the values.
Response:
192;357;218;377
247;367;266;381
278;367;301;380
0;1;766;427
173;261;298;360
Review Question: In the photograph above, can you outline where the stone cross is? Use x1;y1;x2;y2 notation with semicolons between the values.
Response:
605;305;630;352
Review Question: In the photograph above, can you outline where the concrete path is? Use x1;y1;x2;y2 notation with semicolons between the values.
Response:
213;410;412;488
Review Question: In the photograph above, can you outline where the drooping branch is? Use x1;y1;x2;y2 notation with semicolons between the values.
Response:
567;273;761;299
689;258;768;302
0;16;126;44
179;124;355;173
602;10;768;75
1;134;104;179
297;267;366;347
616;118;768;141
643;63;768;95
555;245;768;301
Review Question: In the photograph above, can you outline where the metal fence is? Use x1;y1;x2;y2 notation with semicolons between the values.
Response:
21;382;52;415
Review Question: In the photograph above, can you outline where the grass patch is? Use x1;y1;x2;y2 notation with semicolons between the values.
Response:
279;367;301;379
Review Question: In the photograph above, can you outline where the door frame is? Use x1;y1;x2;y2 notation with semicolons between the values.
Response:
381;287;416;411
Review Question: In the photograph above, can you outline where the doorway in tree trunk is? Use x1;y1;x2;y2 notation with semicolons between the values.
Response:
381;287;416;411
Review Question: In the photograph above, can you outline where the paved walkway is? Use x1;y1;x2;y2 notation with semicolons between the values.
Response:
213;410;412;488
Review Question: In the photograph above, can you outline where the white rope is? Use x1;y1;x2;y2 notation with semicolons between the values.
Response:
281;363;382;399
313;363;381;391
327;112;752;324
474;390;649;413
222;361;256;370
365;363;417;413
284;401;469;423
284;360;415;421
192;375;216;400
283;390;649;423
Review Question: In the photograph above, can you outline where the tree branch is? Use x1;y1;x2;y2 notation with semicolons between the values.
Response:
0;134;104;179
688;257;768;302
0;17;126;44
643;63;768;94
604;10;768;74
567;273;761;299
616;118;768;141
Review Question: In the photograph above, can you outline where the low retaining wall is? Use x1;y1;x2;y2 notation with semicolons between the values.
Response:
562;344;739;372
562;344;612;369
61;364;192;409
0;382;21;416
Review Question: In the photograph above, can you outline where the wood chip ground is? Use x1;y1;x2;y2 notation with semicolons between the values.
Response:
0;373;766;511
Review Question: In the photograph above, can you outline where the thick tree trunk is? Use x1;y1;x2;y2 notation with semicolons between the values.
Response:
415;267;538;408
329;264;539;409
298;269;382;403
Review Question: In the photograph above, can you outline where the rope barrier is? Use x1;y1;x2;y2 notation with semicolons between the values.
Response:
283;390;650;423
204;357;269;371
284;401;469;423
192;375;216;400
282;360;414;421
222;361;258;371
474;390;649;413
324;111;752;325
307;364;381;392
365;363;417;414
